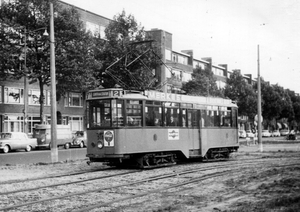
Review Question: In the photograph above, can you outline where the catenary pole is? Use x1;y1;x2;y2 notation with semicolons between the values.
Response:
23;28;28;134
257;45;263;152
50;2;58;162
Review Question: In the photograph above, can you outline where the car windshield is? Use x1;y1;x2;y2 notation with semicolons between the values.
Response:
0;133;11;139
75;131;84;136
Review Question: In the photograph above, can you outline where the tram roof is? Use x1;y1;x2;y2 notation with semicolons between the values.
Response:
87;88;237;107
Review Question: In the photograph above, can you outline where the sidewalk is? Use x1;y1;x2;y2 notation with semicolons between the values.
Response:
239;143;300;152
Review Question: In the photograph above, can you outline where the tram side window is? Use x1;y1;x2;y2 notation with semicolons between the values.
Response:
232;108;237;127
89;100;111;127
181;103;193;128
145;101;162;126
191;110;200;127
164;103;179;126
187;110;192;127
181;109;187;127
112;100;124;127
205;109;220;127
200;110;206;127
126;100;142;126
220;107;232;127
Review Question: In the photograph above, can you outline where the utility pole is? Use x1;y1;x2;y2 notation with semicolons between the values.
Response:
257;45;263;152
23;28;28;134
50;2;58;162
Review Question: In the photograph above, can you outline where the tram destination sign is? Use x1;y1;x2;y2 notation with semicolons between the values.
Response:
88;89;124;99
145;90;182;101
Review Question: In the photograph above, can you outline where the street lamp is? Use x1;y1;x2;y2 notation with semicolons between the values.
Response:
22;27;48;134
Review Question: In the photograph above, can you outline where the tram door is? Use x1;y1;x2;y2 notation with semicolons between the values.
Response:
198;110;206;156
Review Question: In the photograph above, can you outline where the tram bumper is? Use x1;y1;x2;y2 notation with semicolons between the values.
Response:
86;153;129;162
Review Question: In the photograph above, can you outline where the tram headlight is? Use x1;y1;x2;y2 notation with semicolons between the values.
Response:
97;140;104;149
95;131;104;149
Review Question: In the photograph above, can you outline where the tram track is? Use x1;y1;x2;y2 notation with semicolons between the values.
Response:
0;166;114;186
0;156;296;195
1;157;299;212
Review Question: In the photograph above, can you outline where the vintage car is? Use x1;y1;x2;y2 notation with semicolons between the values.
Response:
280;129;289;136
246;130;255;138
0;132;37;153
239;130;247;138
70;131;86;148
271;130;280;137
262;130;271;137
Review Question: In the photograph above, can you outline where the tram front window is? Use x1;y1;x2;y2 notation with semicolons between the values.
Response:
112;100;124;127
88;99;124;128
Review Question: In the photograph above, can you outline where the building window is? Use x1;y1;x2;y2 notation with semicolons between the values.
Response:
4;87;23;104
86;21;100;37
182;72;192;82
28;116;42;134
165;66;172;78
172;53;178;62
69;116;83;132
193;61;205;69
65;92;83;107
29;90;40;105
178;55;188;65
99;25;106;39
3;115;24;132
28;90;51;106
165;49;171;60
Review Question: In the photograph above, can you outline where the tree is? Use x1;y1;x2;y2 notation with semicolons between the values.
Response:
272;85;294;121
224;70;257;118
258;81;283;129
0;0;101;123
182;66;223;97
98;10;161;90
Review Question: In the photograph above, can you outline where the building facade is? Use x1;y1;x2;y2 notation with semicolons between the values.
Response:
0;0;111;134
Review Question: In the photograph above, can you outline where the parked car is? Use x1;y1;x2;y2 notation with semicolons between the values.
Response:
280;129;289;136
246;130;254;138
0;132;37;153
70;131;86;148
262;130;271;137
286;133;297;140
239;130;247;138
33;124;72;149
271;130;280;137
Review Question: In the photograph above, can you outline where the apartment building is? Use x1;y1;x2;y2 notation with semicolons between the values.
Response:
0;0;111;134
148;29;228;93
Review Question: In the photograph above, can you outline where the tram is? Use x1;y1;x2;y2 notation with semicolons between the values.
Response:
86;88;239;168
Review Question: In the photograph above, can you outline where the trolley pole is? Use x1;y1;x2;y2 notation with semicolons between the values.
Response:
50;2;58;162
257;45;263;152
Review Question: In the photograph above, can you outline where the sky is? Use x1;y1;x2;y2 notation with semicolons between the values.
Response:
63;0;300;93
